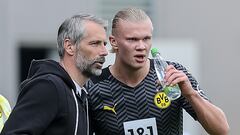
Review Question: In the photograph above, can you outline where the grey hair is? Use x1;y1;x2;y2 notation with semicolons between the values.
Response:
112;7;151;35
57;14;108;59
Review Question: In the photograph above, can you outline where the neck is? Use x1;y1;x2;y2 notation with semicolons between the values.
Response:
60;59;88;87
110;59;150;87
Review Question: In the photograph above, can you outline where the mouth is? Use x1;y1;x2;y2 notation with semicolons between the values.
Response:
95;63;103;69
134;54;146;62
96;61;104;65
94;57;105;68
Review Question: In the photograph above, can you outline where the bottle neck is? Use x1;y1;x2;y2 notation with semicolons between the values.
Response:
154;53;168;69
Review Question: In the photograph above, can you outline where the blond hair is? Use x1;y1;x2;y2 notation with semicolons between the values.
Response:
110;7;151;53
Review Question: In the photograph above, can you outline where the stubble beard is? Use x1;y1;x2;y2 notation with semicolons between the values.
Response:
76;53;104;77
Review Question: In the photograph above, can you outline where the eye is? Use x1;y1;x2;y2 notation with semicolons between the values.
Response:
104;42;107;46
90;41;100;46
127;38;138;42
89;41;107;47
143;36;151;41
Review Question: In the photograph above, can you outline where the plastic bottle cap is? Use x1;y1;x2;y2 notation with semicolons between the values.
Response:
151;48;158;57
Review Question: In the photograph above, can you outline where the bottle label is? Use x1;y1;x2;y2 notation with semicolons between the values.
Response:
154;91;171;109
163;85;181;101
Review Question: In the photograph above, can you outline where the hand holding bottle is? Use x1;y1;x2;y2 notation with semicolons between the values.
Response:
151;48;181;100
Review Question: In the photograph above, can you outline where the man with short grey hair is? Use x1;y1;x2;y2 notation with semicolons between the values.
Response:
1;14;108;135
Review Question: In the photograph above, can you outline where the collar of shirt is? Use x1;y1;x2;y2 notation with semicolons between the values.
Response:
72;80;88;104
73;80;82;96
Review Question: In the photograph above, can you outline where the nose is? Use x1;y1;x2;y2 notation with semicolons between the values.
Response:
136;40;146;50
99;44;108;56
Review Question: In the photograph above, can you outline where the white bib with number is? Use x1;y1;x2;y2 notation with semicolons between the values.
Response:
123;117;158;135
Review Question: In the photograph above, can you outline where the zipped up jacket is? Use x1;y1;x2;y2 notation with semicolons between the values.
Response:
1;59;88;135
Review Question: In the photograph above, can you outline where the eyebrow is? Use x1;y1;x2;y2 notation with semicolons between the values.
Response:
89;40;107;45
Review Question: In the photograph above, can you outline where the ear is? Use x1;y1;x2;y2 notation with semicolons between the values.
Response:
64;39;75;56
109;35;118;50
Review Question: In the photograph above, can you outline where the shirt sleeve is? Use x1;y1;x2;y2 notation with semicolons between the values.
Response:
1;78;59;135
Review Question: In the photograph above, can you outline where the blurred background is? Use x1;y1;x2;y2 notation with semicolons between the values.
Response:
0;0;239;134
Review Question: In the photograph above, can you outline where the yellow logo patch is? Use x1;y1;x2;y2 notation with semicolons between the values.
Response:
154;92;171;109
103;104;117;114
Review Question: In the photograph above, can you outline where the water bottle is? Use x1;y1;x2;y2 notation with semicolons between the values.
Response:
151;48;181;100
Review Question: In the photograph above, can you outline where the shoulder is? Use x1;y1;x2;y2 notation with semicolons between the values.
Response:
167;61;193;77
168;61;187;70
22;74;63;88
15;75;63;112
20;74;68;98
150;58;187;71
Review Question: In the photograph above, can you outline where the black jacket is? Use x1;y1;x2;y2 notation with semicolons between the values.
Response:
1;59;88;135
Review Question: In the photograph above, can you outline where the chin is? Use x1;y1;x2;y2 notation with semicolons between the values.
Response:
82;69;101;78
92;69;102;76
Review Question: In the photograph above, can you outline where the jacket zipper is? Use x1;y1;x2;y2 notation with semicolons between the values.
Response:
72;89;79;135
72;89;89;135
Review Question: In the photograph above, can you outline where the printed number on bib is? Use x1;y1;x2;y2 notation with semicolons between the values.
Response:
123;118;158;135
154;92;171;109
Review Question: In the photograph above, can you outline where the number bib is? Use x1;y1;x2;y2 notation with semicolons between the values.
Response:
123;118;158;135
